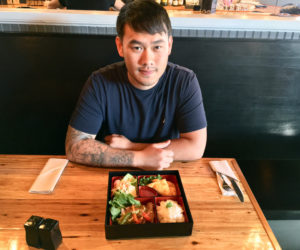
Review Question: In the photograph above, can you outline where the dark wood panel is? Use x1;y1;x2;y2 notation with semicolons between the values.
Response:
1;33;300;216
1;33;300;160
0;34;121;154
170;37;300;160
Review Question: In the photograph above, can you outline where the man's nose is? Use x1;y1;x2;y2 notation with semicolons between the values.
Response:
139;49;154;66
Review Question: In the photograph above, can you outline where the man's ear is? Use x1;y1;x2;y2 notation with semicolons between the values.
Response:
115;36;124;58
168;36;173;56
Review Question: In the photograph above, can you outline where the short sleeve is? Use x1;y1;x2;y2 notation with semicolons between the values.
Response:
176;73;207;133
69;73;105;134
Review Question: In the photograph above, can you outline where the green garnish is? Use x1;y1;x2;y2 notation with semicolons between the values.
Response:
139;174;162;186
109;191;140;221
122;173;137;186
166;201;173;208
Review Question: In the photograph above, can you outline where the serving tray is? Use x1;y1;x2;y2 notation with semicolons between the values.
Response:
105;170;193;239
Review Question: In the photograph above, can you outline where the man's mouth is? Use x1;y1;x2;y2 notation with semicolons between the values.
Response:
139;68;156;76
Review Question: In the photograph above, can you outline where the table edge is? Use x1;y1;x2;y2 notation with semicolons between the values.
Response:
229;158;281;250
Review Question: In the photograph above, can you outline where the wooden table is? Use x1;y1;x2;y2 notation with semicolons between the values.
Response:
0;155;280;249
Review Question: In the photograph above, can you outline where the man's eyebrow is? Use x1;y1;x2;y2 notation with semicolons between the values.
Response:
152;39;165;45
128;39;165;46
129;39;143;45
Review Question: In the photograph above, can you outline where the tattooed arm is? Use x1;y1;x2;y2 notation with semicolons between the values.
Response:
65;125;174;170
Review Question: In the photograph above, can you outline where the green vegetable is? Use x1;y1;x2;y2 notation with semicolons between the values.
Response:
122;173;137;187
122;173;134;182
139;174;162;186
110;206;121;221
109;191;140;221
118;212;132;225
166;201;173;208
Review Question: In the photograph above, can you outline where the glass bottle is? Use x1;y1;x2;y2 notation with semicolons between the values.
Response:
161;0;168;6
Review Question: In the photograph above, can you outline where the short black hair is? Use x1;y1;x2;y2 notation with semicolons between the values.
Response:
116;0;172;40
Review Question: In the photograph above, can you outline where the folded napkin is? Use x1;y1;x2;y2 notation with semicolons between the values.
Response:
29;158;69;194
209;160;238;180
209;160;239;197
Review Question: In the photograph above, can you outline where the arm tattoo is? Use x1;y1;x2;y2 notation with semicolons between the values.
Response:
65;126;133;167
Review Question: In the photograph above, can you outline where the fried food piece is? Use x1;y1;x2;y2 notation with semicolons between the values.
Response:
147;179;176;196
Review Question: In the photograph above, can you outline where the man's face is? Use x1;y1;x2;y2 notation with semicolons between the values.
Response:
116;24;173;90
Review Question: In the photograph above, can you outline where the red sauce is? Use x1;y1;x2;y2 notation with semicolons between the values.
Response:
139;186;158;197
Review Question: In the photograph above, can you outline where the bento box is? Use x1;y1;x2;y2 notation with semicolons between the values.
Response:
105;170;193;239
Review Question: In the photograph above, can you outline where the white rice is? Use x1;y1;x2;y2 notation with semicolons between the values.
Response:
157;200;185;223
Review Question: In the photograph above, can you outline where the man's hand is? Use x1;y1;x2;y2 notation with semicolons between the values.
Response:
135;140;174;170
104;134;133;149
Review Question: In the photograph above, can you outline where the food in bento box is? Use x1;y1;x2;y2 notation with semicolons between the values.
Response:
117;202;154;225
157;200;185;223
112;173;137;197
139;174;163;186
109;192;154;225
147;178;176;196
139;175;176;196
138;185;159;197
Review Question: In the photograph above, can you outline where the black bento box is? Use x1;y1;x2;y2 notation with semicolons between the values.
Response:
105;170;193;239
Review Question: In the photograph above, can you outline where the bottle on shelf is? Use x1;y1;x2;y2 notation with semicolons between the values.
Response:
178;0;184;6
161;0;168;6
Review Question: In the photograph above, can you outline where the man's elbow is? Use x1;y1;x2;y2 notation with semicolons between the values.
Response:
189;138;206;160
179;127;207;161
189;149;204;161
65;142;76;162
65;149;73;162
179;144;205;161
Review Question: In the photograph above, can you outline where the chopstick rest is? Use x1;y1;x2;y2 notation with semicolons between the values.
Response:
29;158;68;194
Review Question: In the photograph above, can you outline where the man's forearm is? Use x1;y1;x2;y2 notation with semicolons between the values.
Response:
67;138;134;167
65;125;135;167
65;125;175;170
167;128;207;161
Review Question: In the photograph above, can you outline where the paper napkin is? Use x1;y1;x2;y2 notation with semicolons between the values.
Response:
29;158;69;194
209;160;239;196
215;172;236;196
209;160;238;181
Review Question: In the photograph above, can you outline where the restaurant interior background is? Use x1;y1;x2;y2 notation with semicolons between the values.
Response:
0;0;300;15
1;0;300;249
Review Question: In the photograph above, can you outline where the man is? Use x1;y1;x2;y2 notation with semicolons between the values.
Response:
65;0;207;170
47;0;124;11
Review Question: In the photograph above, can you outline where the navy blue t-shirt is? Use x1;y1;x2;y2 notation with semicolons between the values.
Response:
70;61;207;143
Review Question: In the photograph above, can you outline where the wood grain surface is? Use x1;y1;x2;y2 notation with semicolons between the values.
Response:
0;155;281;249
